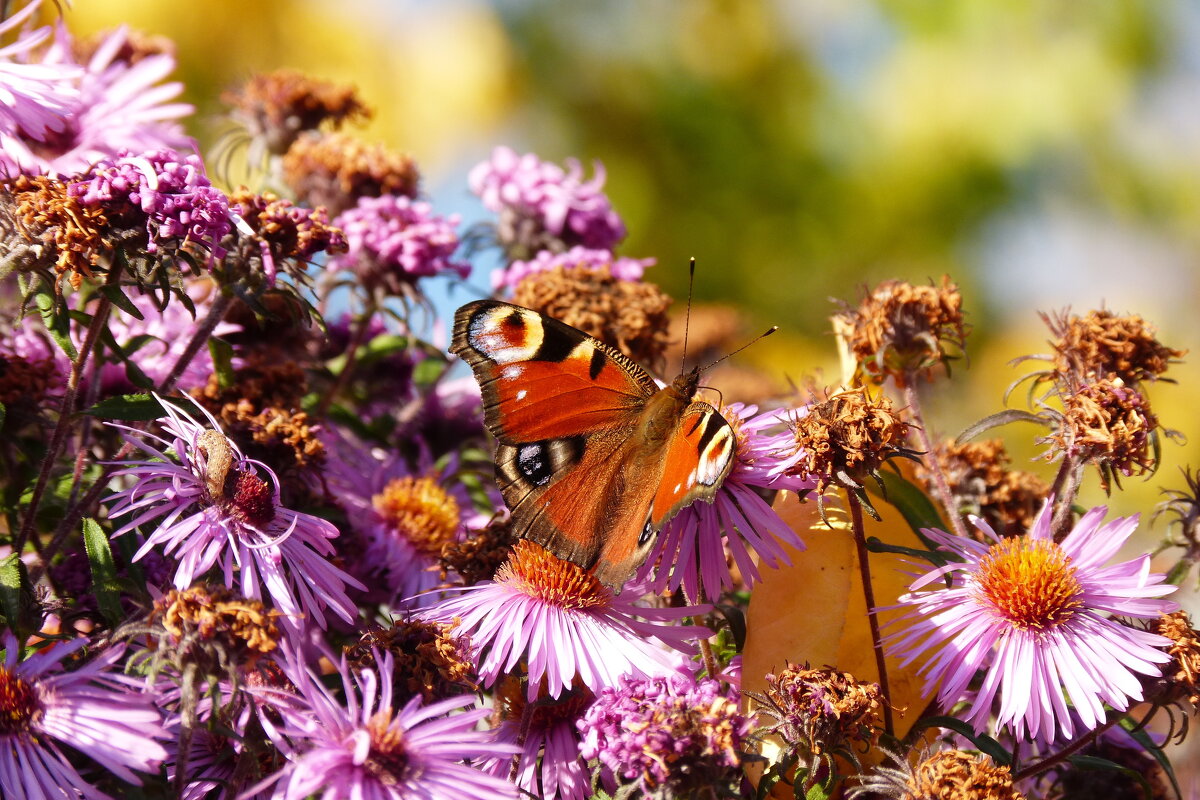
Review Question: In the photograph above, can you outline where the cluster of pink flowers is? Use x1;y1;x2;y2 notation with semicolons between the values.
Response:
492;244;653;289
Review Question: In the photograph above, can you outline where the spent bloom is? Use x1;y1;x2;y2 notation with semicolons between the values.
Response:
578;670;753;798
0;632;169;800
888;500;1178;743
329;194;468;295
641;403;813;601
470;145;626;253
106;398;363;629
421;540;708;699
493;245;653;290
256;650;519;800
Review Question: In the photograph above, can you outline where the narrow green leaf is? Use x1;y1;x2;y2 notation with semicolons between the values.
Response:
1121;717;1182;799
865;536;953;568
914;716;1012;766
99;284;144;320
866;470;946;549
955;408;1049;444
0;554;35;640
35;289;77;360
209;337;236;389
413;357;446;386
1066;755;1153;799
82;518;123;626
82;393;165;421
0;400;6;430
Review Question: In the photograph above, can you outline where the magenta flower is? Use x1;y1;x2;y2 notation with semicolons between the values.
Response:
0;632;169;800
469;145;626;250
330;194;469;294
492;245;653;290
640;403;815;601
482;688;592;800
577;670;753;797
70;149;232;259
255;650;519;800
421;540;709;699
0;1;80;144
1;22;193;176
106;398;364;630
888;500;1179;743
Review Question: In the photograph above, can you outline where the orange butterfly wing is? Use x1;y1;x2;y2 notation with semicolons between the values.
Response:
650;403;737;529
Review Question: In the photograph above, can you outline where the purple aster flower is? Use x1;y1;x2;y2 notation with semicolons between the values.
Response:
1;22;193;176
0;632;169;800
254;649;519;800
887;499;1179;744
322;428;490;608
421;540;709;699
106;397;364;630
0;1;80;143
492;245;653;290
482;682;593;800
639;403;815;601
70;148;231;259
578;670;753;797
469;145;626;251
329;194;469;295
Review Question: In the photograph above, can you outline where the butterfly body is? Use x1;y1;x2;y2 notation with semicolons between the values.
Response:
452;300;736;587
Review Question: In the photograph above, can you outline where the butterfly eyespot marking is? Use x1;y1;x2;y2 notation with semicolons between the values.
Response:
514;437;586;488
638;519;655;547
468;307;544;364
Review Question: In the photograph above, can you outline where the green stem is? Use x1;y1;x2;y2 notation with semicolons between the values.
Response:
846;488;895;737
316;300;377;418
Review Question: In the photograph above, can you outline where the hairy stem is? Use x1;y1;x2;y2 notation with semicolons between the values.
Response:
155;290;234;394
1013;716;1117;782
903;382;970;541
316;300;377;418
846;488;895;736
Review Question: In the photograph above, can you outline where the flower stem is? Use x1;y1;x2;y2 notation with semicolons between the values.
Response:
155;290;234;393
845;488;895;737
903;382;969;542
316;300;377;418
1013;716;1116;782
1049;457;1083;540
16;265;122;555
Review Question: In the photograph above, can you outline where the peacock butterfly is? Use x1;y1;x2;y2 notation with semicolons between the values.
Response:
451;299;737;588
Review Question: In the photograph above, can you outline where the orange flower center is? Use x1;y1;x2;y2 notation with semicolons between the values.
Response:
361;711;409;785
974;537;1082;631
0;667;40;734
496;540;612;610
372;476;461;560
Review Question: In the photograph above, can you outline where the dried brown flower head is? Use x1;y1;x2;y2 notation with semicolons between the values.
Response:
1;175;110;290
0;353;61;427
495;674;594;729
512;265;673;373
282;131;419;217
225;188;348;276
840;277;967;386
225;70;371;156
1044;308;1184;386
143;585;281;677
1152;610;1200;711
916;439;1050;538
75;27;175;66
751;662;883;757
345;620;477;703
903;750;1024;800
1041;377;1160;490
440;514;516;585
786;386;914;494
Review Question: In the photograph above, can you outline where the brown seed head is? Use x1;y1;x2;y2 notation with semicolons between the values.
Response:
440;515;516;585
283;131;420;217
1045;308;1184;386
1;175;111;290
226;187;348;272
904;750;1025;800
346;621;477;703
512;265;673;373
786;386;913;492
225;70;371;156
757;662;883;755
1152;610;1200;711
151;585;281;660
1042;377;1158;490
841;277;967;386
0;353;61;426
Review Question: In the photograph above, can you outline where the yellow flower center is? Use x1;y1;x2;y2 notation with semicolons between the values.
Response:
361;711;409;785
974;537;1082;631
0;667;41;734
372;476;461;560
496;540;613;610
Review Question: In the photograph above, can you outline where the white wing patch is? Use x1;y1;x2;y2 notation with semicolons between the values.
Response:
467;307;544;364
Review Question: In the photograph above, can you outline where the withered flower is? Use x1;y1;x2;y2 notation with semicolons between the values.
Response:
839;277;967;387
221;187;347;285
747;662;882;760
916;439;1050;539
345;620;477;704
0;174;110;291
75;26;176;66
440;514;516;586
282;131;420;216
1043;307;1184;386
225;69;371;156
512;264;673;373
850;748;1025;800
0;352;61;428
1150;610;1200;713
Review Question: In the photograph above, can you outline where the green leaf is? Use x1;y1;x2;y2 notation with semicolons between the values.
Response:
82;518;123;626
99;284;144;320
35;288;77;361
413;357;447;386
209;337;236;390
866;470;946;549
865;536;953;568
1066;755;1153;799
0;554;36;641
1120;716;1182;800
914;716;1012;766
82;393;165;421
0;400;6;430
955;408;1049;444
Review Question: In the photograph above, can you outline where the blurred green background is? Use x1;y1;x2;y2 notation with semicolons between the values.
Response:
65;1;1199;552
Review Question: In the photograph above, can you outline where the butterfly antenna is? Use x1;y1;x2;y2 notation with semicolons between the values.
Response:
698;325;779;373
681;257;696;372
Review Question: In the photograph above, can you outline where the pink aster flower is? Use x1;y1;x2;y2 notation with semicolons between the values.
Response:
329;194;469;296
255;650;519;800
0;1;81;143
469;145;626;251
640;403;815;601
421;540;709;699
492;245;653;290
887;499;1179;743
1;21;193;176
0;632;169;800
577;670;753;797
482;683;593;800
106;398;364;630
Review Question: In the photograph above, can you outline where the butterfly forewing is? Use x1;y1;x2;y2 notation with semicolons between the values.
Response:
649;403;737;529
